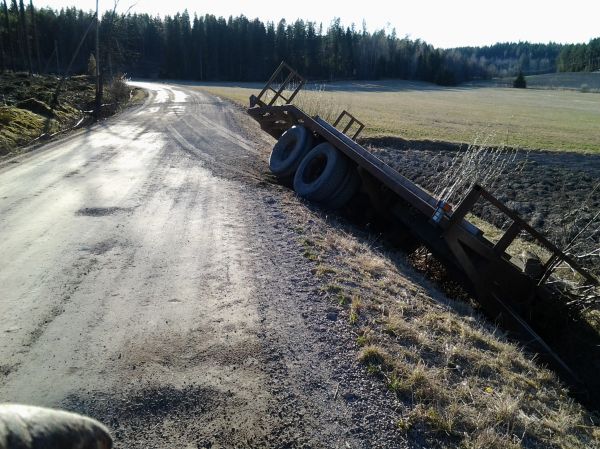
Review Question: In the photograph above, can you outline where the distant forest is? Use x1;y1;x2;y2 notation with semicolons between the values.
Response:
1;3;599;85
557;38;600;72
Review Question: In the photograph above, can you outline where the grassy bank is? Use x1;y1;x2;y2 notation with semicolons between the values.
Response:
0;72;145;157
193;80;600;153
290;207;599;448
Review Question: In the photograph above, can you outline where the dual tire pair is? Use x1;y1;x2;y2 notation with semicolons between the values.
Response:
269;126;360;209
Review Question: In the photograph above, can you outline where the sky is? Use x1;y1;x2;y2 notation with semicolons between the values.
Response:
38;0;600;48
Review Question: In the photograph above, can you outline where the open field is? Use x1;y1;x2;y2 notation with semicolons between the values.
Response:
194;79;600;153
192;78;600;275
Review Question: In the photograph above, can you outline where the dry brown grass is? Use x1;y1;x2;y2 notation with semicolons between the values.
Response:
284;207;599;448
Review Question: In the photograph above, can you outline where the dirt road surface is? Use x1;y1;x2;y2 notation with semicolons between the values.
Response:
0;83;407;448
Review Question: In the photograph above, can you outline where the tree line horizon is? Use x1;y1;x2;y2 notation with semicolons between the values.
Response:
1;3;599;85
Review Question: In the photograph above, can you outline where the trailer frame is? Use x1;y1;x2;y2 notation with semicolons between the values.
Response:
247;61;599;396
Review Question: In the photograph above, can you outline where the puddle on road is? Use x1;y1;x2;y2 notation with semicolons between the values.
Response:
62;384;221;429
75;207;132;217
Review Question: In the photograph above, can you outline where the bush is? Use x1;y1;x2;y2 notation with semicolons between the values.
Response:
106;74;130;105
435;69;456;86
513;71;526;88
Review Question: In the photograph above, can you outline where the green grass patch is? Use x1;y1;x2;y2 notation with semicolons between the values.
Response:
1;73;141;156
0;106;60;155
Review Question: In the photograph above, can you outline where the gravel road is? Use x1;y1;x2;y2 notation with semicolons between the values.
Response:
0;82;408;448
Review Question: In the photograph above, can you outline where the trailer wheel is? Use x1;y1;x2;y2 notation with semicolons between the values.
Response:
269;126;314;178
293;143;349;203
325;165;361;209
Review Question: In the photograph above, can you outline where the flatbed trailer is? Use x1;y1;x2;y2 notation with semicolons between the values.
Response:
247;62;600;402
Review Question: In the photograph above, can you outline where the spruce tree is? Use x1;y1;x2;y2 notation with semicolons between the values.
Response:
513;70;526;88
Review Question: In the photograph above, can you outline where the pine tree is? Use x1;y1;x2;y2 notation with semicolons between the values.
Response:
29;0;40;72
513;70;526;88
2;0;13;71
0;6;4;72
3;5;568;84
18;0;32;73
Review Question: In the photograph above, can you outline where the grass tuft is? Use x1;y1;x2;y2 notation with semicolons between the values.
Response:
349;296;362;324
358;345;389;368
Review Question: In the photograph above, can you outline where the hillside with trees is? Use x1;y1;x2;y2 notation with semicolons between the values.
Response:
448;42;564;77
0;5;486;85
557;38;600;72
0;3;598;85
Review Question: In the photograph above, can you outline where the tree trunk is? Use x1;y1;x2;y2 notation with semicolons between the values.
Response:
10;0;25;70
29;0;40;72
17;0;31;74
0;13;4;72
2;0;14;71
107;51;113;80
54;39;59;73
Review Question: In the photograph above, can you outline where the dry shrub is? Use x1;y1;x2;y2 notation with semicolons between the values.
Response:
261;81;351;124
431;132;526;206
550;182;600;281
106;73;130;106
430;132;599;311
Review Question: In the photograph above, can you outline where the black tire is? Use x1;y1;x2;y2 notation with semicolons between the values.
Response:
293;143;349;203
269;126;314;178
325;165;361;209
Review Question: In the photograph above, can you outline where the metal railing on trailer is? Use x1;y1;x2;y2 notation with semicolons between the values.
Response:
247;61;599;398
